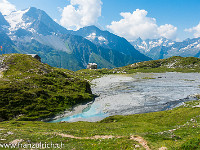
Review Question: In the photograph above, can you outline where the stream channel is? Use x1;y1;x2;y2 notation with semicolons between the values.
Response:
50;72;200;122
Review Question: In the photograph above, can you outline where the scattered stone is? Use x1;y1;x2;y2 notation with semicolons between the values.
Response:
130;136;151;150
7;131;14;135
135;144;140;148
60;121;68;123
159;147;167;150
9;139;23;145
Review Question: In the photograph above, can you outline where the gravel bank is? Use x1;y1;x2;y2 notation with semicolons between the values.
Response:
51;73;200;122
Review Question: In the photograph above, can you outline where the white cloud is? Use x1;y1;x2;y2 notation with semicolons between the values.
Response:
60;0;102;30
107;9;177;41
185;22;200;38
0;0;16;15
158;24;177;39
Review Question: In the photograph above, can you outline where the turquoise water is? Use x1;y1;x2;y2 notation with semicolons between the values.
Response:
50;104;108;122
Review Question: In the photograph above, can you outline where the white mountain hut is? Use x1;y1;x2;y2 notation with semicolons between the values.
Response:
87;63;97;69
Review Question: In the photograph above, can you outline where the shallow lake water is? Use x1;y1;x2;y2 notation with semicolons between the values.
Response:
51;72;200;122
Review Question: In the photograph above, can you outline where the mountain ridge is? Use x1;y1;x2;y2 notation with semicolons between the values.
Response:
132;37;200;60
75;25;151;58
131;37;175;60
0;7;151;71
0;12;9;28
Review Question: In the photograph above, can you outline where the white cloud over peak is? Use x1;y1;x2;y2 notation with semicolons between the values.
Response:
107;9;177;41
60;0;102;31
158;24;177;39
0;0;16;15
185;22;200;38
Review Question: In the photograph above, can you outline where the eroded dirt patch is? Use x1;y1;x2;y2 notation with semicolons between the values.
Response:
55;132;152;150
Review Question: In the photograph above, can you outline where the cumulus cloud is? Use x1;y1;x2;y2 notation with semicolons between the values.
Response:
185;22;200;38
158;24;177;39
60;0;102;30
0;0;16;15
107;9;177;41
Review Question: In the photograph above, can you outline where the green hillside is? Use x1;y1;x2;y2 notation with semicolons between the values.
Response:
113;56;200;73
75;56;200;81
0;54;93;121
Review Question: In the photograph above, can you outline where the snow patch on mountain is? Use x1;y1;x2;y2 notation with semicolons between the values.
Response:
5;8;30;32
180;41;200;51
86;33;96;41
3;7;72;53
86;33;108;45
132;37;175;53
98;36;107;42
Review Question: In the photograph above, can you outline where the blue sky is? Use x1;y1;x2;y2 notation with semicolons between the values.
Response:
2;0;200;41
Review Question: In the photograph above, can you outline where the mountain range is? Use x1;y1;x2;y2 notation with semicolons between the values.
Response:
132;37;200;60
0;7;151;71
1;7;200;71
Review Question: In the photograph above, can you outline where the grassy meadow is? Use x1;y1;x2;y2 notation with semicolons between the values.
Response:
0;54;200;149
